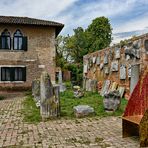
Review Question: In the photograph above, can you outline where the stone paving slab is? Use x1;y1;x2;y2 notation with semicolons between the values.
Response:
0;97;139;148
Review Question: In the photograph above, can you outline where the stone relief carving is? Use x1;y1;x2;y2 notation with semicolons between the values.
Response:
144;39;148;54
104;53;108;64
92;56;96;64
104;67;109;74
124;40;141;59
100;63;104;70
120;64;126;80
128;64;131;78
114;47;120;59
96;56;100;65
111;61;118;72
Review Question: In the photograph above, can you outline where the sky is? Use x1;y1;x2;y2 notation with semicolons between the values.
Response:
0;0;148;44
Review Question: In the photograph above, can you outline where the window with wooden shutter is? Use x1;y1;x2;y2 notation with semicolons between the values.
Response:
1;29;11;50
1;67;26;82
13;29;23;50
22;37;28;51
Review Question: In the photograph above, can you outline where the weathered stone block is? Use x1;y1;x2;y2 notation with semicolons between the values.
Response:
32;79;40;102
120;64;126;80
103;90;121;111
111;61;118;72
73;105;94;118
40;71;60;119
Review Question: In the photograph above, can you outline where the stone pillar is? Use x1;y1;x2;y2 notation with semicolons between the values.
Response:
32;79;40;102
40;71;60;119
130;64;140;94
58;70;66;92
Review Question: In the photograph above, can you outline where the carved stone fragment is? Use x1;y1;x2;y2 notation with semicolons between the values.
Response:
120;64;126;80
104;53;108;64
103;90;121;111
100;63;104;70
83;64;88;74
40;71;60;119
115;47;120;59
96;56;100;65
144;39;148;54
32;79;40;102
100;80;111;96
111;61;118;72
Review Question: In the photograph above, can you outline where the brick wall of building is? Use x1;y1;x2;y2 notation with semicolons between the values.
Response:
83;33;148;95
0;24;56;90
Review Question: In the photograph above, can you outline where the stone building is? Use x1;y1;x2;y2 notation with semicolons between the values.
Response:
83;33;148;96
0;16;64;90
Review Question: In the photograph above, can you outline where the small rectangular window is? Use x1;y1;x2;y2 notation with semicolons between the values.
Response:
1;67;11;81
1;67;26;81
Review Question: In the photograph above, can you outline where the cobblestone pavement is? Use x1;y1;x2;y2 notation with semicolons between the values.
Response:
0;97;139;148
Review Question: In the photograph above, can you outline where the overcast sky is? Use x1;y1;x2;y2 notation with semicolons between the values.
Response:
0;0;148;43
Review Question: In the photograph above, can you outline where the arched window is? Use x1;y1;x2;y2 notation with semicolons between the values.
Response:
13;29;23;50
144;39;148;54
1;29;11;49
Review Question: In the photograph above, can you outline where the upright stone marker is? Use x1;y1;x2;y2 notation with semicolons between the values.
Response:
58;70;66;92
32;79;40;102
115;47;120;59
120;64;126;80
130;64;140;94
40;71;60;119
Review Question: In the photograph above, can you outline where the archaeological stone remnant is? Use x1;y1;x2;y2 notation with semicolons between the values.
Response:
40;71;60;119
104;53;108;64
144;39;148;54
130;64;140;94
100;63;104;70
103;90;121;112
83;64;88;74
58;70;66;92
104;67;109;75
128;65;131;78
73;105;94;118
100;80;111;96
114;47;120;59
120;64;126;80
111;61;118;72
92;56;96;64
32;79;40;102
96;56;100;65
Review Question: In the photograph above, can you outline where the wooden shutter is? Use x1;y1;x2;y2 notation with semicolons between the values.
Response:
22;37;28;51
22;67;26;81
10;67;15;81
0;36;2;49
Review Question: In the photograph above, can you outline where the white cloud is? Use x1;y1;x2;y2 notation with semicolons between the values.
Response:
0;0;78;19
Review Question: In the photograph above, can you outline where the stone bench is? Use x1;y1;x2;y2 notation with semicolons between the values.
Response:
122;69;148;147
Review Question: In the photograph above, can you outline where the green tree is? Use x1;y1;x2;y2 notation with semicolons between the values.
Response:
87;16;112;52
55;35;70;70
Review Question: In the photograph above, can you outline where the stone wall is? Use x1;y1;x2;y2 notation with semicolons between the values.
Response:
83;33;148;96
0;24;56;90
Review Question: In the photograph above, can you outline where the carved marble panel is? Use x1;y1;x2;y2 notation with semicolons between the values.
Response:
128;64;131;78
120;64;126;80
83;64;88;73
133;39;141;49
114;47;120;59
96;56;100;65
144;39;148;54
104;53;108;64
92;56;96;64
104;67;109;75
111;61;118;72
100;63;104;70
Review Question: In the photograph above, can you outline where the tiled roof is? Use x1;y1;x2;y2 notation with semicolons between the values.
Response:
0;16;64;35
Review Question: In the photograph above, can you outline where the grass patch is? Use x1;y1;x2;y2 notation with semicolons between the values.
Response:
60;90;128;118
21;89;128;123
21;94;41;123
